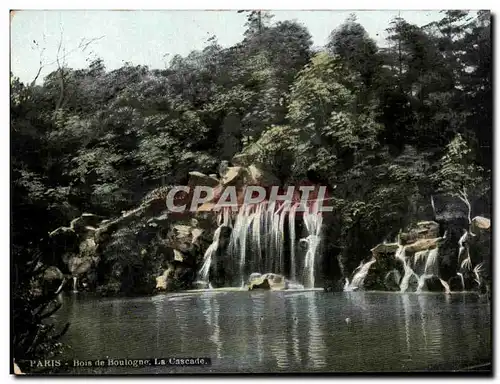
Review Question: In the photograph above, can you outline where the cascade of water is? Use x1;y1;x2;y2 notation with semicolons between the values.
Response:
270;203;284;272
416;274;434;292
346;258;377;290
251;203;263;271
414;250;429;269
277;204;288;275
288;203;299;282
424;248;439;275
458;230;467;262
72;276;78;292
457;272;465;291
440;278;451;293
198;209;230;284
343;278;350;291
198;226;223;283
239;206;253;285
301;202;323;288
396;245;418;293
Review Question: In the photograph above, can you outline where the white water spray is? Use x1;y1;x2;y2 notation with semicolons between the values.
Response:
289;203;299;282
345;258;377;291
301;202;323;289
198;208;231;283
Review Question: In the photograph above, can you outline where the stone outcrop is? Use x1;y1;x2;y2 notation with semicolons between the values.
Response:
247;273;289;291
188;171;219;188
399;221;440;245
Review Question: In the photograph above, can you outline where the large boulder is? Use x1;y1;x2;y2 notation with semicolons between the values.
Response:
418;276;447;292
166;223;205;253
472;216;491;231
188;171;219;188
371;242;399;257
249;277;271;290
221;166;244;186
362;249;405;291
404;237;442;254
43;266;64;282
248;273;286;291
400;221;440;245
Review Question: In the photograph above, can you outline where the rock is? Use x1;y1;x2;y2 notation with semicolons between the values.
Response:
188;171;219;188
43;266;64;282
249;277;271;290
419;276;446;292
371;243;399;257
221;166;244;186
173;249;184;262
384;269;402;291
192;280;209;289
404;237;442;253
70;213;102;232
472;216;490;231
246;164;281;187
191;227;204;245
261;273;286;290
155;270;170;291
209;174;218;179
400;221;440;245
248;273;262;283
248;274;287;291
448;275;464;291
168;224;204;252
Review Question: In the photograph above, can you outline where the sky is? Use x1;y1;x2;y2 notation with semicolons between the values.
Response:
10;10;445;84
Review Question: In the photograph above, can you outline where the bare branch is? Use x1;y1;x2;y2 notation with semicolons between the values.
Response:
457;187;472;225
55;23;65;111
30;36;46;87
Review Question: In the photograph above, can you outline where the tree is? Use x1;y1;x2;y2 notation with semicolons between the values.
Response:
327;14;380;88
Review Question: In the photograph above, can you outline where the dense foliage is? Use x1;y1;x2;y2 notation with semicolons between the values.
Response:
11;10;491;363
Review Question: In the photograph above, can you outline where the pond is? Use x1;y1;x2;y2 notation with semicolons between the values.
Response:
53;290;491;374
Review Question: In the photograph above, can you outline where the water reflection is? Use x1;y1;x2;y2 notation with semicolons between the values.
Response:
57;291;491;373
201;292;222;359
307;293;327;369
250;293;264;363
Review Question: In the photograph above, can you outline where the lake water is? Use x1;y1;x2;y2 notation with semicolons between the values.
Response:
54;290;491;374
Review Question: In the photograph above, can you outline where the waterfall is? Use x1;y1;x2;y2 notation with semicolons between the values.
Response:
251;203;263;271
271;203;284;272
457;272;465;291
228;205;252;286
277;204;288;275
288;203;299;282
458;230;467;263
301;202;323;289
396;245;418;293
72;276;78;292
424;248;439;275
198;226;222;283
198;209;230;284
206;198;322;289
345;258;377;291
343;278;350;291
